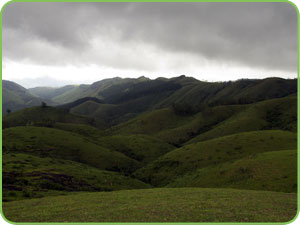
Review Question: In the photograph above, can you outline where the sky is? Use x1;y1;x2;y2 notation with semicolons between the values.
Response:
2;2;298;88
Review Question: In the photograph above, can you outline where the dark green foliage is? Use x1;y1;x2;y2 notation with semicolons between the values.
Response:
41;102;47;108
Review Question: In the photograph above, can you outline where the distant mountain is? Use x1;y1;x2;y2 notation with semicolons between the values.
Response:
28;85;77;101
54;76;297;128
2;80;51;115
28;77;151;105
4;76;297;126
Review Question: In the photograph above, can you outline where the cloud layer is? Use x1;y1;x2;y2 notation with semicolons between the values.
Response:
2;2;298;80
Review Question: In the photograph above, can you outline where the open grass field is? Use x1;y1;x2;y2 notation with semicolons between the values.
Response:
2;188;297;223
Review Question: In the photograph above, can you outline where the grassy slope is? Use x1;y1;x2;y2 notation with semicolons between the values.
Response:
134;130;297;186
96;135;175;164
3;126;140;173
52;122;105;139
52;123;174;164
186;96;297;144
2;80;44;114
169;150;297;193
156;78;296;108
3;153;150;202
156;105;246;146
3;106;89;129
52;85;91;104
109;108;196;135
3;188;297;223
28;85;77;101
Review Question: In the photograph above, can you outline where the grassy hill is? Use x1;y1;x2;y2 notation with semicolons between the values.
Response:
52;122;105;139
2;80;48;115
2;76;298;223
186;96;297;144
155;77;297;109
134;130;297;186
2;106;90;129
109;108;197;135
3;126;140;173
28;85;77;102
108;96;296;146
96;135;175;164
168;150;297;193
3;152;150;202
2;188;297;222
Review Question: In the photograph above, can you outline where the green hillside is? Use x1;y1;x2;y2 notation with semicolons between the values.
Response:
96;135;175;164
155;105;245;146
2;76;298;223
52;122;105;139
3;126;140;173
186;96;297;144
109;108;196;135
2;80;47;115
134;130;297;186
155;77;296;109
3;153;150;202
28;85;77;102
2;106;90;129
3;188;297;222
169;150;297;193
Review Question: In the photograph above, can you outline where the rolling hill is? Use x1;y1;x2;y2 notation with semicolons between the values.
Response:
168;150;297;193
2;80;49;115
134;130;297;186
3;126;141;173
2;106;90;129
2;76;298;223
3;152;150;202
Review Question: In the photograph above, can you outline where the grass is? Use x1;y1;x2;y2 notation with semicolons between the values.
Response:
3;106;89;129
2;153;150;202
96;134;175;164
134;130;297;186
46;123;174;164
109;108;196;135
168;150;297;193
156;104;246;146
2;188;297;222
52;122;105;139
186;96;297;144
3;126;140;173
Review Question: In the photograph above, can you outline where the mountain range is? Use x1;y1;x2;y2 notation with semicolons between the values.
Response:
2;75;298;222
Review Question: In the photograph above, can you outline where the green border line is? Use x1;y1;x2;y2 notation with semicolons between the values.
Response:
0;0;299;224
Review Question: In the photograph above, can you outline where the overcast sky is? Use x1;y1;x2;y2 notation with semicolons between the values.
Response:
2;2;298;88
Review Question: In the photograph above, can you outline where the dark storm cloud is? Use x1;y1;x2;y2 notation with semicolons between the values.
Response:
2;2;298;72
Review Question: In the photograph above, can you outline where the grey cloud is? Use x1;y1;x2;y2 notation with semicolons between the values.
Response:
2;2;298;72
